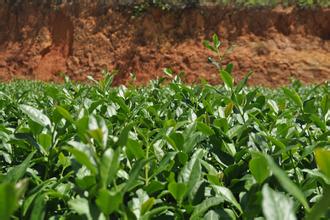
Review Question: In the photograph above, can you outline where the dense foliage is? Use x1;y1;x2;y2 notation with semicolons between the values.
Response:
4;0;330;9
0;35;330;220
130;0;330;13
141;0;330;8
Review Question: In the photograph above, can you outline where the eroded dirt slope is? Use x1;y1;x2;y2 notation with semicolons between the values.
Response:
0;2;329;86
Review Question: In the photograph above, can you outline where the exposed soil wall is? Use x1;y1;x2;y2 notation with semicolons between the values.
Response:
0;1;329;86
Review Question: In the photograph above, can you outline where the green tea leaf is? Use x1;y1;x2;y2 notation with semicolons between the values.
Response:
220;70;233;90
235;71;252;93
150;152;177;179
141;197;155;215
224;102;234;118
66;141;97;175
30;193;46;220
204;210;221;220
55;106;73;122
196;122;215;136
225;63;233;74
118;123;134;147
303;98;316;114
310;114;326;131
266;136;286;151
168;182;187;204
5;151;35;183
212;185;242;214
302;169;330;185
314;148;330;179
123;159;149;192
178;149;203;199
141;206;172;220
262;184;296;220
38;133;52;153
190;197;224;220
306;186;330;220
126;138;145;159
320;94;330;115
68;197;92;220
100;147;121;188
20;104;51;127
283;88;303;108
263;154;310;211
88;116;108;148
182;123;200;153
267;99;279;114
163;68;173;77
213;33;221;49
96;189;122;215
15;133;43;154
203;40;216;52
0;182;18;220
249;154;270;184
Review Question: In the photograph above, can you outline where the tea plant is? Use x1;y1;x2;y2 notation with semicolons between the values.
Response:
0;35;329;219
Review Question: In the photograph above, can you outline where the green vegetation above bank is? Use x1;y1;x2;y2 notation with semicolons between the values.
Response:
134;0;330;9
4;0;330;9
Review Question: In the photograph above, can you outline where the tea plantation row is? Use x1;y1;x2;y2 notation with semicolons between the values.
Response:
0;71;329;219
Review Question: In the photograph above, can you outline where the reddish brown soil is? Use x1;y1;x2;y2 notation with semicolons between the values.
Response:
0;2;329;87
